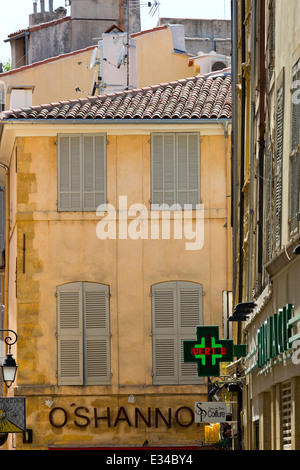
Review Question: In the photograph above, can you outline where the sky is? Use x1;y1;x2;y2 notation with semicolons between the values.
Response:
0;0;231;63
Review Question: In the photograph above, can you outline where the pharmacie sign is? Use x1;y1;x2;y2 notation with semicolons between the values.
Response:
256;303;296;368
183;326;246;377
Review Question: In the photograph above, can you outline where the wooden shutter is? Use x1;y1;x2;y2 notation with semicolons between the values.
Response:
289;60;300;234
58;134;106;211
265;150;272;261
177;134;200;207
152;281;203;385
275;84;284;251
58;135;81;211
83;283;110;385
83;135;106;210
152;282;178;384
57;282;83;385
151;133;200;208
177;282;203;384
281;381;292;450
151;134;176;206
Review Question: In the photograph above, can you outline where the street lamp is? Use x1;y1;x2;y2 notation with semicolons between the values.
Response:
0;329;18;388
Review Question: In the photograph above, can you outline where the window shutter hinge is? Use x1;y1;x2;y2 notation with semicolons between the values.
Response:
55;292;58;297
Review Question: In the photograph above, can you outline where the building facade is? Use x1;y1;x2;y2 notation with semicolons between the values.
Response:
231;0;300;450
0;73;232;450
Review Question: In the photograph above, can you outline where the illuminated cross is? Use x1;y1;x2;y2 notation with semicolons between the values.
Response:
183;326;245;377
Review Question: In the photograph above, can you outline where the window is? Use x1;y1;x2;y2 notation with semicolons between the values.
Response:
58;134;106;211
57;282;111;386
151;133;200;208
151;281;203;385
289;59;300;235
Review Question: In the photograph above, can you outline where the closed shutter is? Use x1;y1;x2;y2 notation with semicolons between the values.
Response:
57;282;111;386
289;152;299;233
83;135;106;210
57;282;83;385
177;282;203;384
275;84;284;251
281;381;292;450
151;134;176;206
152;282;178;384
83;283;110;385
151;133;200;208
265;151;272;261
177;134;200;207
58;134;106;211
152;281;203;385
289;59;300;234
58;136;81;211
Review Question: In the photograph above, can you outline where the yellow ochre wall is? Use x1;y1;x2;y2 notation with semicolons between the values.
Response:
133;27;194;88
5;123;231;449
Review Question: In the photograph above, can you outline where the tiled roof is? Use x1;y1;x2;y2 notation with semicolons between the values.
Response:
2;74;232;121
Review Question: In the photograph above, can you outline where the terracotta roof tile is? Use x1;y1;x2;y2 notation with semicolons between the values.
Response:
2;73;232;121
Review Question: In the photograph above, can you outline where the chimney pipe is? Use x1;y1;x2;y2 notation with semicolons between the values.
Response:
33;0;38;13
49;0;53;11
40;0;45;12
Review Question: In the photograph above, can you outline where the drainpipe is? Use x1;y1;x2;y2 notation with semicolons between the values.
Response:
231;0;238;309
248;0;256;302
257;0;266;292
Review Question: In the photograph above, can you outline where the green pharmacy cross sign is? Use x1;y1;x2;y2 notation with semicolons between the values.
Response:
183;326;247;377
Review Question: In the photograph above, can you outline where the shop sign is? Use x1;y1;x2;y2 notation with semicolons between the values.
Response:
194;402;227;423
257;304;293;368
0;397;26;433
183;326;246;377
49;405;197;429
